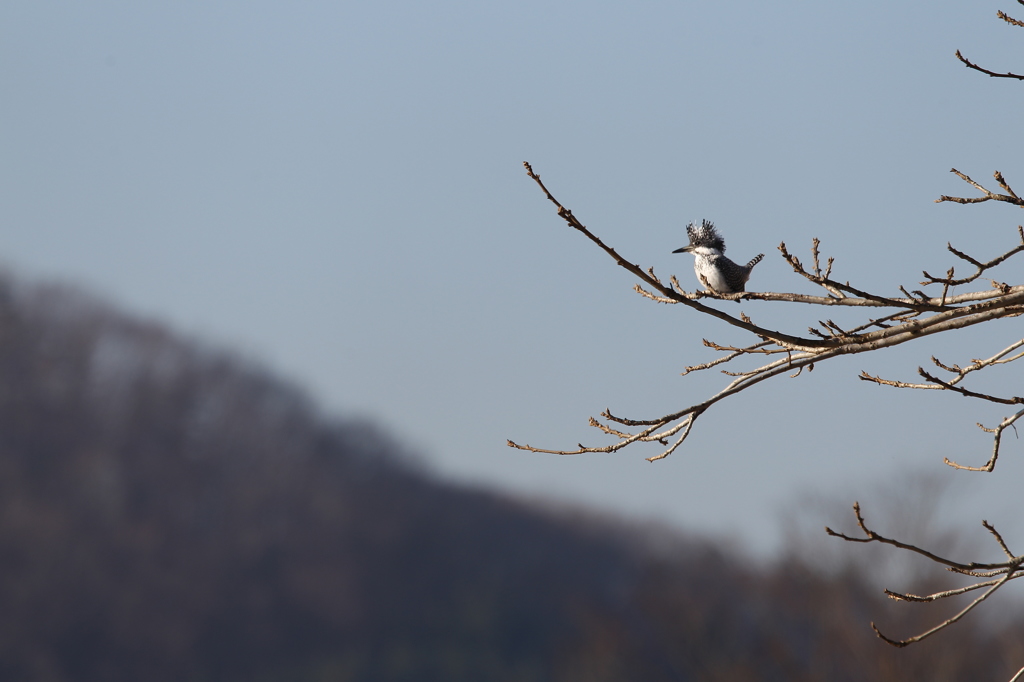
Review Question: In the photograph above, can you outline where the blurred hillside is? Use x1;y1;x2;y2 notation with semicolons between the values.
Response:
0;276;1019;681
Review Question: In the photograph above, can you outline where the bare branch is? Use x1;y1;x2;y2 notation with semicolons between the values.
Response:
883;573;1024;603
633;284;678;305
916;367;1023;405
862;339;1024;392
984;519;1016;559
937;169;1024;207
871;570;1018;647
513;5;1024;656
679;287;1016;308
823;502;1010;571
998;10;1024;27
953;49;1024;81
858;339;1024;472
995;171;1021;199
827;504;1024;647
521;162;833;351
515;163;1024;464
923;226;1024;286
945;408;1024;472
779;241;946;311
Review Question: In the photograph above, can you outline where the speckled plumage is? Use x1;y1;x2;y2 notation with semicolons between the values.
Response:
673;220;764;294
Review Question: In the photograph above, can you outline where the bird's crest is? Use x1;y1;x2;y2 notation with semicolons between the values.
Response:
686;219;726;253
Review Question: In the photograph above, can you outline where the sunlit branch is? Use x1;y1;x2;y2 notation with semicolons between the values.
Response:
779;241;950;311
516;8;1024;663
659;284;1017;308
945;408;1024;472
923;226;1024;287
884;572;1024;603
871;571;1018;648
999;9;1024;28
826;503;1024;647
936;169;1024;207
513;163;1024;467
859;339;1024;472
521;162;833;351
917;368;1023;404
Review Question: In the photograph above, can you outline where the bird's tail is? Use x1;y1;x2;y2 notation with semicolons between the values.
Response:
746;253;765;270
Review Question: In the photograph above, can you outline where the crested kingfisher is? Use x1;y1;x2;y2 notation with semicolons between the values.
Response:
672;219;764;294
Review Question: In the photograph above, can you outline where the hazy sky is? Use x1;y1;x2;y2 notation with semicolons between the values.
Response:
2;1;1022;556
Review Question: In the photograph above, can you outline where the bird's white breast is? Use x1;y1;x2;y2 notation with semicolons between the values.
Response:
693;253;732;293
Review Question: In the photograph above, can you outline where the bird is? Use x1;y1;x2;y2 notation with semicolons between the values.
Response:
672;219;764;294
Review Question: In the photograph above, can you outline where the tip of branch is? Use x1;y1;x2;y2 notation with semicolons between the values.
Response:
871;622;909;648
884;589;914;602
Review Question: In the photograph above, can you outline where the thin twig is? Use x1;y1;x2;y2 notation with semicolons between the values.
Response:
827;503;1024;647
945;408;1024;472
871;568;1018;647
953;50;1024;81
516;164;1024;462
937;169;1024;206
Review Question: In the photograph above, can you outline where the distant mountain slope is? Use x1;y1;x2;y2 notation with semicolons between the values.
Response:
0;277;1017;681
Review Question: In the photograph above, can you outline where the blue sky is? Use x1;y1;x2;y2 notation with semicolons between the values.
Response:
2;1;1022;556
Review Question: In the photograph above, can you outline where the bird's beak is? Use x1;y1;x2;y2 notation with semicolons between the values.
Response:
672;246;693;254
